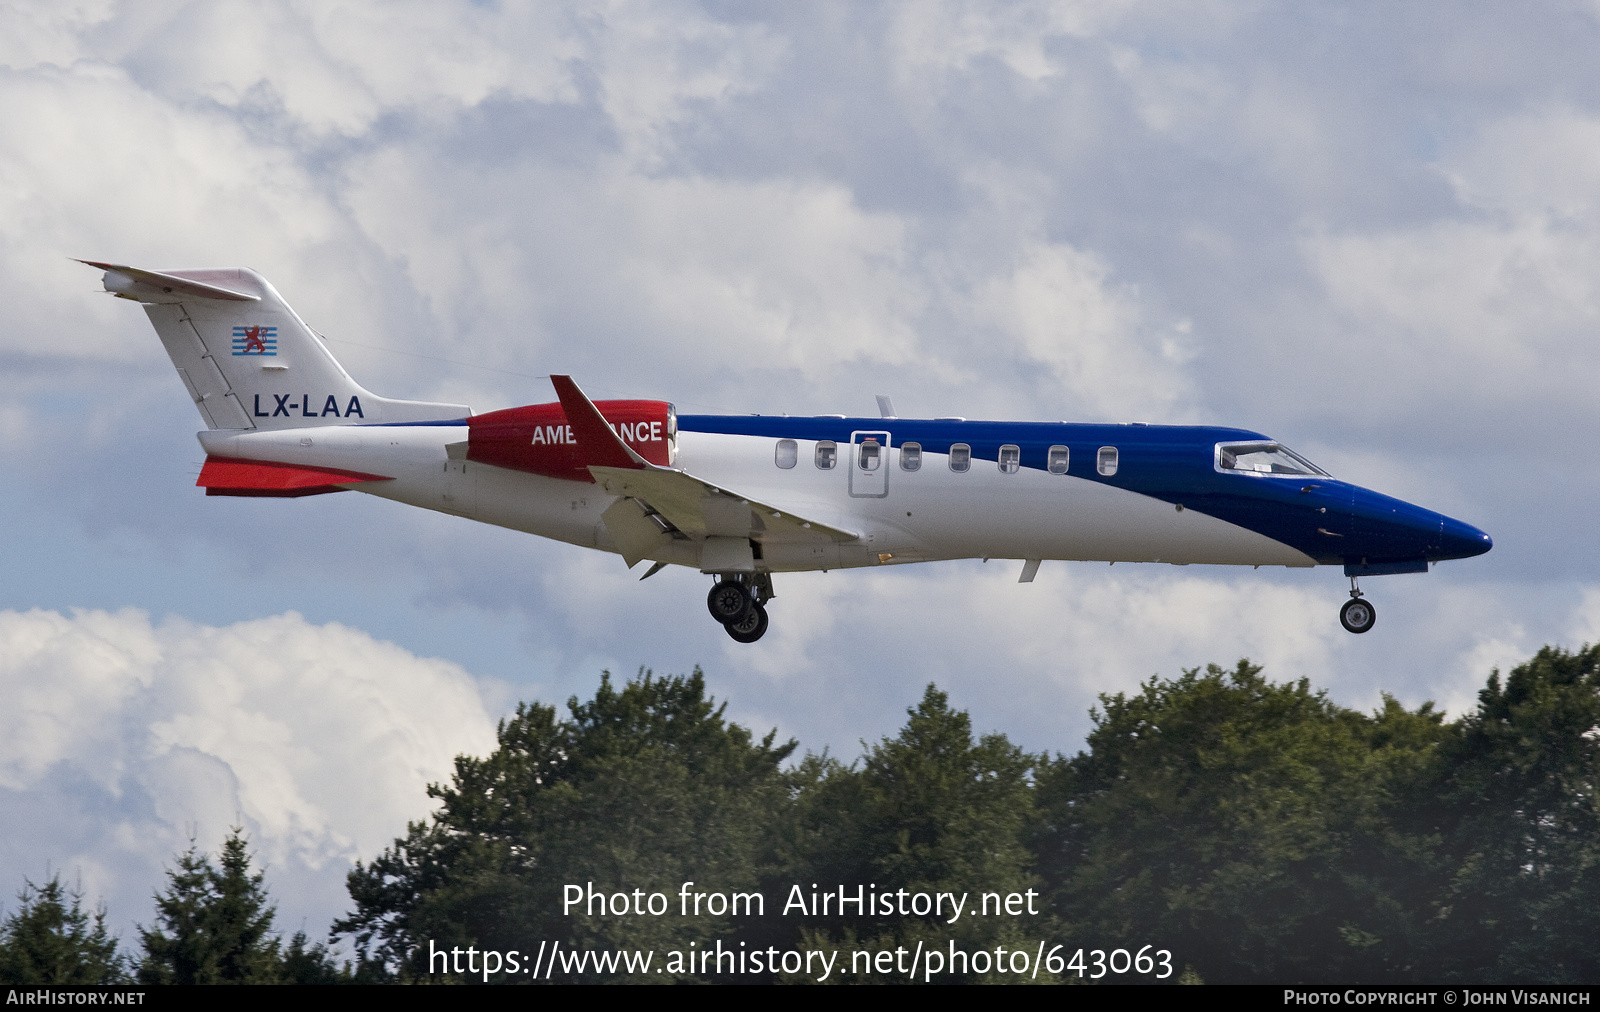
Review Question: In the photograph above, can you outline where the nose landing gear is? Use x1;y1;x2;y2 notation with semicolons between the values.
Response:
1340;577;1376;634
706;573;773;643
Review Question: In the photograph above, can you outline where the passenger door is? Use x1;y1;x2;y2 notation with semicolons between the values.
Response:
849;430;890;498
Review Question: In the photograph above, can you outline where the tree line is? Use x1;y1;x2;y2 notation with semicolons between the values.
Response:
5;644;1599;984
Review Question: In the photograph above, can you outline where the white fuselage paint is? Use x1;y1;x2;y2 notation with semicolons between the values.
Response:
196;425;1317;573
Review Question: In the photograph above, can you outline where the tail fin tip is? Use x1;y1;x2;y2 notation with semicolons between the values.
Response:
76;259;260;302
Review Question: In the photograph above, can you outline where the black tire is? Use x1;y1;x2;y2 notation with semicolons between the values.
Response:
1340;597;1376;634
707;581;752;624
725;602;769;643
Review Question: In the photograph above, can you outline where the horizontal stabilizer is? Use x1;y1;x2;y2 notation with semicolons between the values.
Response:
197;456;392;498
76;260;259;302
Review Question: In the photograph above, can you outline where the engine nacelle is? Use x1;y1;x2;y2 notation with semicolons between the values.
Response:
466;399;676;480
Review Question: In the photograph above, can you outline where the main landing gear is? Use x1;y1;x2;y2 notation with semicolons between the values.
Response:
706;573;774;643
1340;577;1376;634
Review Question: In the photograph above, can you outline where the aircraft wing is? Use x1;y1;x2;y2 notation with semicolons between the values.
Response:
588;464;858;544
550;375;858;566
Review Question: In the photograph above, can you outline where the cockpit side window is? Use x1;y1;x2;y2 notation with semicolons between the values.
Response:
1215;441;1328;477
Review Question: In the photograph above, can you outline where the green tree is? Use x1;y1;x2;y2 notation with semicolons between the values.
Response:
337;668;796;982
279;930;356;984
778;685;1045;982
1427;645;1600;983
0;874;125;984
1034;660;1448;984
138;829;283;984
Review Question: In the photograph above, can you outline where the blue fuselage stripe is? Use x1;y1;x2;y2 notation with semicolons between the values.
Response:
676;415;1491;566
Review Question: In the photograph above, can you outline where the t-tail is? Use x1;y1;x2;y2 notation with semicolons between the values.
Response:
80;261;468;429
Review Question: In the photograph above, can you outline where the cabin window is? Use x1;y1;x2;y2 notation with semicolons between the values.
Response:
1097;446;1118;476
949;443;971;472
858;438;882;471
775;439;797;469
900;441;922;471
998;444;1020;474
1048;445;1069;474
1215;441;1327;477
815;440;837;469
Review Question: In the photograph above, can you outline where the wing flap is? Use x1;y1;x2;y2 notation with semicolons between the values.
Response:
601;496;681;567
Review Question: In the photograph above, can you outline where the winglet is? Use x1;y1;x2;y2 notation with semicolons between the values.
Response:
549;375;650;470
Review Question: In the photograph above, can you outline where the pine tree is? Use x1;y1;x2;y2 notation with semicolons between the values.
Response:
279;930;354;984
138;829;282;984
208;832;282;982
0;874;125;984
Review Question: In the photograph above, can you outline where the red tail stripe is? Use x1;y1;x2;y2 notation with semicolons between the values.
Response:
197;457;393;491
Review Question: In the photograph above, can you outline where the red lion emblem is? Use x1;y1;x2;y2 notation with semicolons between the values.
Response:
241;326;267;354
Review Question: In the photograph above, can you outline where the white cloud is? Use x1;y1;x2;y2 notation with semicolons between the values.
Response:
343;158;924;383
0;608;159;790
1304;105;1600;429
1443;105;1600;221
888;0;1128;86
587;1;785;168
1564;586;1600;647
968;240;1194;420
0;1;112;71
90;1;582;138
0;62;346;362
0;0;1187;428
0;608;496;940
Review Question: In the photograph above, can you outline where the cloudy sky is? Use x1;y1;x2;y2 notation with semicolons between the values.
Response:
5;0;1600;947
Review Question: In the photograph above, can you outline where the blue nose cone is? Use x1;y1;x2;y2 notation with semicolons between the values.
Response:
1439;515;1493;561
1347;485;1492;564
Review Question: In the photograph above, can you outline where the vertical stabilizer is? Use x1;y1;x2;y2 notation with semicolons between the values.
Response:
81;261;469;429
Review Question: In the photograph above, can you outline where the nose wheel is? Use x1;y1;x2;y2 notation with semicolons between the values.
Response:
707;574;774;643
1340;578;1376;634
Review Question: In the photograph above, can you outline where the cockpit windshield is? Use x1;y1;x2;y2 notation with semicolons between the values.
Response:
1216;441;1328;477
